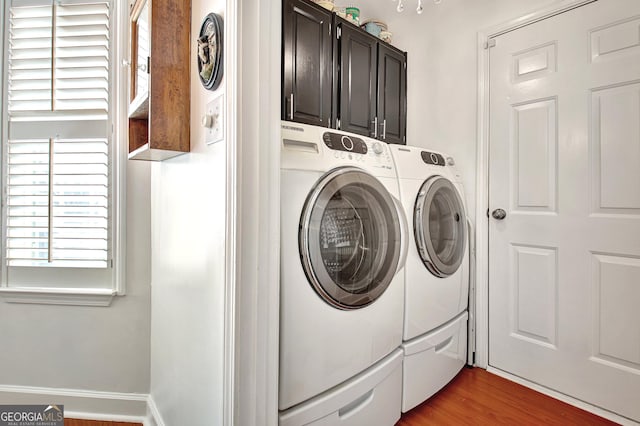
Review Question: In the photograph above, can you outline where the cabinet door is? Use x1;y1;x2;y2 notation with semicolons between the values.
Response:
377;44;406;145
336;19;377;137
282;0;332;126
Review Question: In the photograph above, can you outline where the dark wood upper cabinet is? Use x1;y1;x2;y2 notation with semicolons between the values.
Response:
282;0;333;127
377;44;407;145
335;18;377;138
281;0;407;144
334;18;406;144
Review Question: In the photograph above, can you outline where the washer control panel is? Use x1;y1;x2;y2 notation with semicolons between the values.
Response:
322;131;394;170
322;132;368;154
421;151;446;166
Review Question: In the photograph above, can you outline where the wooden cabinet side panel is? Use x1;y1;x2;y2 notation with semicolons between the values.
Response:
130;11;139;103
148;0;191;152
129;118;149;152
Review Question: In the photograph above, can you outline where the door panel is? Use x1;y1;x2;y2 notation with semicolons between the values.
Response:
377;44;406;145
511;99;557;212
488;0;640;421
336;19;377;137
282;0;332;126
592;83;640;212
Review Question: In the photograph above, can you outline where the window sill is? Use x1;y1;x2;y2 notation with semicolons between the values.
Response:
0;287;116;306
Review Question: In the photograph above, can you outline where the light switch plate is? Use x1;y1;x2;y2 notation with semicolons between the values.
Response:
205;94;224;145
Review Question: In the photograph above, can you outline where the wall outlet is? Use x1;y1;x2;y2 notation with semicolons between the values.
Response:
203;94;224;145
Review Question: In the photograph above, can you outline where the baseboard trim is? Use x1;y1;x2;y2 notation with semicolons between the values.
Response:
65;411;147;423
0;384;148;423
145;395;165;426
486;367;640;426
0;384;169;425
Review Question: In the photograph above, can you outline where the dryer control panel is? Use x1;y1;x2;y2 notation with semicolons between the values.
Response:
322;132;368;154
421;151;446;166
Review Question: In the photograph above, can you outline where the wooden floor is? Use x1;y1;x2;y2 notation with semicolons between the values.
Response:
65;368;617;425
397;367;617;425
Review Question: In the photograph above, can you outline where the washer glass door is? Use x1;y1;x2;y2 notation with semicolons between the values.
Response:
414;176;466;277
300;167;402;309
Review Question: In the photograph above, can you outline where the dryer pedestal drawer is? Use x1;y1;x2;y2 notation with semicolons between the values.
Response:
279;349;402;426
401;311;468;413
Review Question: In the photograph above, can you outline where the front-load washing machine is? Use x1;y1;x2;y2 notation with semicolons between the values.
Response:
389;145;470;412
279;122;406;419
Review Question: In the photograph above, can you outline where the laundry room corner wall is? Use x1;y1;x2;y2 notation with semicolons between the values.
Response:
148;0;228;424
349;0;562;221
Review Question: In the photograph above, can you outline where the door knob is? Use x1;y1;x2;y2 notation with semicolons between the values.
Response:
492;208;507;220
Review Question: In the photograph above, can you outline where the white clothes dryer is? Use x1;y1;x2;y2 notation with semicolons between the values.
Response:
389;145;470;412
279;122;407;413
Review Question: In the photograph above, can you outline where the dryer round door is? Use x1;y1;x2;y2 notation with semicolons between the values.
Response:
300;167;402;310
414;176;467;278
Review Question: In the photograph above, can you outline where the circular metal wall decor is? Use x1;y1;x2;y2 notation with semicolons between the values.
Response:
197;13;223;91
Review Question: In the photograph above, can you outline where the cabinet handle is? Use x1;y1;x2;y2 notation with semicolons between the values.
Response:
382;119;387;140
289;93;294;120
372;117;378;138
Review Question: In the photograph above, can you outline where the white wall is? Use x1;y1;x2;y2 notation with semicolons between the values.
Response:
0;161;152;394
349;0;561;219
148;0;227;424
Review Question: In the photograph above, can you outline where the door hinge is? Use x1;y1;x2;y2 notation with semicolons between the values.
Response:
484;38;496;49
336;118;341;129
336;26;341;40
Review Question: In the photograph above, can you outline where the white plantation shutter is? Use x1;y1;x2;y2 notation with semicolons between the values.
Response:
3;0;114;285
8;1;110;113
6;134;109;268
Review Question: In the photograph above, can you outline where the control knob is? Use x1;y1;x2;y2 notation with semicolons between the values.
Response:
372;141;384;155
340;136;354;151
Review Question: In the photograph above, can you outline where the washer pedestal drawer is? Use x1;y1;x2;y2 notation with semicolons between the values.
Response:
401;311;468;413
279;349;402;426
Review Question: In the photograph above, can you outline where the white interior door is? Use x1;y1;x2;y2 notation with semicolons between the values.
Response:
488;0;640;421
